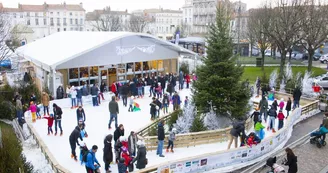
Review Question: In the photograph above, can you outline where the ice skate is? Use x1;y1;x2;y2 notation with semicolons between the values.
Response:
267;127;270;131
55;132;57;136
170;149;174;153
74;157;78;162
71;154;74;158
47;133;50;136
166;149;169;153
106;170;112;173
272;128;276;133
60;132;63;136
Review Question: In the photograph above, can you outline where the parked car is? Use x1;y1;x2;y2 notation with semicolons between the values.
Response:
314;73;328;88
303;52;321;61
319;54;328;63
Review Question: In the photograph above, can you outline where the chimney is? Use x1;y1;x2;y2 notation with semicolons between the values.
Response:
79;2;83;7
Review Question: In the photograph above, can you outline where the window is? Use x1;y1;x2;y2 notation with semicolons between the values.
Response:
27;19;30;25
57;12;60;16
70;18;73;25
185;18;187;23
57;28;60;32
64;28;66;31
70;12;73;16
70;27;73;31
13;13;16;18
80;27;83;31
35;19;39;25
80;19;83;25
63;12;66;16
170;19;172;23
189;9;191;15
189;18;191;22
27;12;30;17
75;12;78;16
75;27;78;31
50;18;54;26
44;18;47;25
50;12;53;15
35;12;38;17
63;18;67;25
166;27;168;32
57;18;60;25
75;19;78;25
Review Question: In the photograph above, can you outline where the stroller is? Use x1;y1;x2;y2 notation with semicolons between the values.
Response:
266;157;285;173
310;127;328;148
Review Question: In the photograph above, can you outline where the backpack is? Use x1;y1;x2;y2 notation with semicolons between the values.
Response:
82;150;91;163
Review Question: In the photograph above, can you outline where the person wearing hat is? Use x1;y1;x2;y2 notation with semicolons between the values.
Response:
133;140;147;170
85;145;101;173
279;98;285;111
277;109;285;130
76;106;86;125
166;128;176;153
157;120;165;157
103;134;113;173
53;103;63;136
79;142;89;165
56;84;65;99
172;91;181;111
259;95;268;123
268;105;277;133
108;96;119;129
149;98;157;120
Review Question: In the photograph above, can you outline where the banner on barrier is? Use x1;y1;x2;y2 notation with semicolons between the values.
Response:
157;108;302;173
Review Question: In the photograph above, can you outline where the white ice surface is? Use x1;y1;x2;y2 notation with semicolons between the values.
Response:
28;87;190;173
27;89;291;173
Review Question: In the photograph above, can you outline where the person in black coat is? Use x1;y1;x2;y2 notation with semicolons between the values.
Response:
293;87;302;109
133;140;147;170
100;82;106;93
103;134;113;172
157;120;165;157
56;85;64;99
150;98;157;120
76;106;86;125
114;124;125;144
30;93;37;103
286;97;292;118
148;77;154;97
284;147;298;173
121;84;129;107
69;125;82;161
159;74;166;94
53;103;63;136
250;108;260;127
227;121;245;149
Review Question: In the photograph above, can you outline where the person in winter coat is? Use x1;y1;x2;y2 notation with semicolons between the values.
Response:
184;96;189;107
41;92;50;115
251;108;260;127
284;148;298;173
121;146;132;169
91;84;99;107
166;128;176;153
128;131;138;156
227;121;245;149
246;132;261;147
43;114;54;135
150;99;157;120
103;134;113;173
76;87;83;107
53;103;63;136
286;97;292;118
185;73;190;89
108;96;119;129
70;87;77;109
277;110;285;130
121;83;129;107
76;106;86;124
56;85;64;99
272;100;278;111
30;93;37;103
179;71;184;90
100;82;106;93
259;96;268;122
155;83;162;99
133;140;147;170
111;82;118;97
79;121;88;139
268;106;277;133
79;142;89;165
69;125;82;161
82;84;89;96
118;158;127;173
172;92;181;111
29;101;37;122
159;74;166;94
155;98;162;118
162;93;170;114
137;80;143;98
254;120;265;140
166;83;173;96
128;96;134;112
256;77;261;97
114;124;125;144
293;87;302;109
16;95;23;124
85;145;101;173
279;98;285;111
129;81;137;97
157;120;165;157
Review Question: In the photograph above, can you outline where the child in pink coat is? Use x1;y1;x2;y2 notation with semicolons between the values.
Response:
29;101;37;122
279;98;285;111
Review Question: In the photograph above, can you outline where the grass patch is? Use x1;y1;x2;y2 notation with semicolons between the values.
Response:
236;56;304;65
242;66;326;83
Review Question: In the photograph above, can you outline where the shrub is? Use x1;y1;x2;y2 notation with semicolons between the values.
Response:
167;109;182;128
190;114;206;132
0;101;15;120
179;61;190;74
0;122;34;173
17;81;41;105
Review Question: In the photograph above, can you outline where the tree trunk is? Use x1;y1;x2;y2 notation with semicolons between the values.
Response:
308;49;314;72
261;50;265;71
288;50;292;63
250;42;253;57
280;50;287;80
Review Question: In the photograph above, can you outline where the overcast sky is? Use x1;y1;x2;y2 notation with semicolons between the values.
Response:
1;0;263;12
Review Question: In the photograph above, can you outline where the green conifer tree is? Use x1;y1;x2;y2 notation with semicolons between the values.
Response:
193;2;250;119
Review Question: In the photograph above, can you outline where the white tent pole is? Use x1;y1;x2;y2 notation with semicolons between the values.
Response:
51;67;56;99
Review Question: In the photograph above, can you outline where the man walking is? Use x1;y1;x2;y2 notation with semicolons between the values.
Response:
156;120;165;157
121;83;129;107
292;87;302;109
91;84;99;107
69;125;82;161
108;96;119;130
53;103;63;136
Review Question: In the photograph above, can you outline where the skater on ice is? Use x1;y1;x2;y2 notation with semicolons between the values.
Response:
70;86;77;109
53;103;63;136
162;93;170;115
91;84;99;106
166;128;176;153
172;91;181;111
132;140;147;170
108;96;119;129
76;87;83;107
69;125;83;161
41;92;50;116
268;106;277;133
277;110;285;130
43;114;54;135
76;106;86;124
150;98;157;120
259;95;268;122
128;96;134;112
250;108;260;128
157;119;165;157
254;120;265;140
85;145;101;173
103;134;113;173
114;124;125;146
286;97;292;118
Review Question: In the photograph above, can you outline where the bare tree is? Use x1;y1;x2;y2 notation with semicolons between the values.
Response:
126;15;148;33
92;6;122;31
299;0;328;72
247;8;271;71
263;0;305;79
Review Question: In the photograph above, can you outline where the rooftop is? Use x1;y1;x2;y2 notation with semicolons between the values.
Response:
144;8;182;14
0;2;85;12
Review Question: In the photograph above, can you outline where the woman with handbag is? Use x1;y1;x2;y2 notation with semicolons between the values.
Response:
133;140;147;170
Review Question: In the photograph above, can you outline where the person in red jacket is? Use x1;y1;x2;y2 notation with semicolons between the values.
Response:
247;133;258;147
43;114;54;135
185;74;191;89
111;81;118;97
121;146;132;169
277;110;285;130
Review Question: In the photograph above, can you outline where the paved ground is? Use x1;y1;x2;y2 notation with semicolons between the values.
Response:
254;112;328;173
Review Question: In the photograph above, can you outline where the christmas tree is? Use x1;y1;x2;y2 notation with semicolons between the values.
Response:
174;103;196;134
193;2;250;119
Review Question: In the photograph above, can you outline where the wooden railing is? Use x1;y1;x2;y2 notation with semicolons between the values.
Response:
137;99;320;173
26;123;71;173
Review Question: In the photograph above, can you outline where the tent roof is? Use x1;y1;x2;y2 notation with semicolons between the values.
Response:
170;37;205;44
15;31;197;71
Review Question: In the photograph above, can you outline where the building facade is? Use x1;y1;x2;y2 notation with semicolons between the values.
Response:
182;0;194;35
142;8;183;40
1;2;85;43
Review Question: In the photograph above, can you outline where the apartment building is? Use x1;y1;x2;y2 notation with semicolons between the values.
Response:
182;0;193;35
1;2;85;43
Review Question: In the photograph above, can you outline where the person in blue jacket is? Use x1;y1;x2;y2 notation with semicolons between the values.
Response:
172;91;181;111
76;87;83;107
85;145;101;173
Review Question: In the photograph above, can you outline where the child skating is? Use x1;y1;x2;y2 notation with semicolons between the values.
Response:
184;96;189;107
162;93;170;115
166;128;176;153
254;120;265;140
79;142;88;165
29;101;37;122
43;114;54;135
277;110;285;130
128;96;134;112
